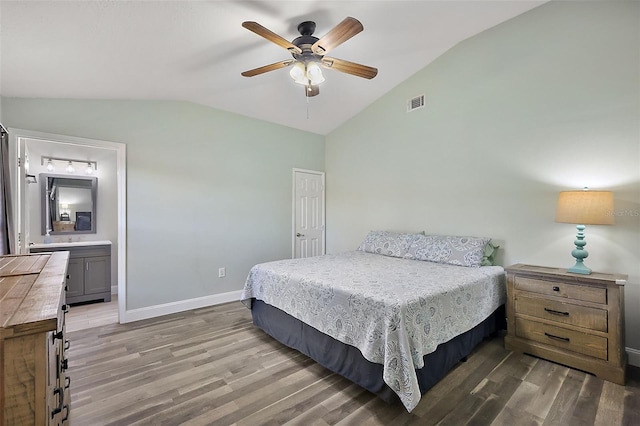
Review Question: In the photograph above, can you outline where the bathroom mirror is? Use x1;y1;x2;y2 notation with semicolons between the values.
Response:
40;173;97;235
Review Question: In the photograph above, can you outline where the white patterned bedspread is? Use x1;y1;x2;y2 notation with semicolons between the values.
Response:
240;251;505;412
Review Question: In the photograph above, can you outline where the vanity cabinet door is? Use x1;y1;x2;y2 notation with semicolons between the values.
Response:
66;257;84;299
84;256;109;296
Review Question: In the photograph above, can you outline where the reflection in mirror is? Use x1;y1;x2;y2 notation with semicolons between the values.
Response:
40;174;97;235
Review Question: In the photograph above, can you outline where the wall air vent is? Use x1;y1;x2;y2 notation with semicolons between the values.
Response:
407;94;425;112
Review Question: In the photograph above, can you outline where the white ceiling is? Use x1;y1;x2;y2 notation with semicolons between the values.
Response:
0;1;547;135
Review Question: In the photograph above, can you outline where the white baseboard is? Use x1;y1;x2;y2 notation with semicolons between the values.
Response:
627;347;640;367
121;290;243;323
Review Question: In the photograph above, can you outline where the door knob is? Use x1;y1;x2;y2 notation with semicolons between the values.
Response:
296;233;305;237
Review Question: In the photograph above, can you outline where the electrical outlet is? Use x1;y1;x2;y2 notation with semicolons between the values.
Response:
218;267;226;278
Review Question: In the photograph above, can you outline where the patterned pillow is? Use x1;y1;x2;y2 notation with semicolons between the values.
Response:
357;231;421;258
404;234;491;267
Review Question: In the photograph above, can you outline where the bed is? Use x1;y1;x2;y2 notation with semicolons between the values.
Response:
240;232;506;412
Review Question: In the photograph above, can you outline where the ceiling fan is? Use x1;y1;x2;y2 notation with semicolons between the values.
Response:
241;17;378;97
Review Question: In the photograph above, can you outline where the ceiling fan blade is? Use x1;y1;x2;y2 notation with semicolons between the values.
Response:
305;85;320;97
321;57;378;79
241;60;294;77
242;21;302;54
311;17;363;55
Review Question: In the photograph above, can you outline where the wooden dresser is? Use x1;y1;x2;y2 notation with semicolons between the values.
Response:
0;252;70;425
505;264;627;384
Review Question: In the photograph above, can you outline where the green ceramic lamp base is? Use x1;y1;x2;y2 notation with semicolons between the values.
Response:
567;224;592;275
567;262;592;275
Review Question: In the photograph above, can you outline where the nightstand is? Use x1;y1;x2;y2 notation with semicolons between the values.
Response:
504;264;627;385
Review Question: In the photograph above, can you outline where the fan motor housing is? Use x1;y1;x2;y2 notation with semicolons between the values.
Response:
291;21;323;63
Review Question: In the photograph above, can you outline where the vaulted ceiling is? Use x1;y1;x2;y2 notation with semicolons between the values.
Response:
0;1;547;135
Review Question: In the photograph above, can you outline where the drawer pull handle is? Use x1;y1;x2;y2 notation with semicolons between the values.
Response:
51;386;64;418
545;332;570;343
544;308;569;316
61;358;68;371
64;339;71;350
552;286;560;292
62;404;70;423
52;330;64;342
65;376;71;389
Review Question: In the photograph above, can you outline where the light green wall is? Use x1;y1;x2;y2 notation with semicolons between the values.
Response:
1;99;325;309
326;1;640;352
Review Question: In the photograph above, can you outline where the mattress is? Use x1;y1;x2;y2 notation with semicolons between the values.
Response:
241;250;506;411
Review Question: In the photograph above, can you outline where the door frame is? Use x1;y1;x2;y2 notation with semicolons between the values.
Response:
8;128;127;324
291;168;326;258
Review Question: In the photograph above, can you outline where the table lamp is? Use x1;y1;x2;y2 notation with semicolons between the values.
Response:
554;189;613;274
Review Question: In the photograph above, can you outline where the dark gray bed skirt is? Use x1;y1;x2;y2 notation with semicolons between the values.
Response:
250;298;506;406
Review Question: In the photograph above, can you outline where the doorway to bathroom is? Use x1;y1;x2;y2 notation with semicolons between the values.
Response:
9;128;127;325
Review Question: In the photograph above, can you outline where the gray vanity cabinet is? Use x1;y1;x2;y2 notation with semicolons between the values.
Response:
30;243;112;304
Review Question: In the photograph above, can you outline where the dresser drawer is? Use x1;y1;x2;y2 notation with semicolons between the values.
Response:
514;276;606;304
515;318;607;360
515;294;608;332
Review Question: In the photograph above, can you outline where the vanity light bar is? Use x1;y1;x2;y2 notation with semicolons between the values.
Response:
40;157;98;173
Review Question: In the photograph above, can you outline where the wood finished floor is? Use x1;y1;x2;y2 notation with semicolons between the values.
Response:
66;294;119;332
66;302;640;426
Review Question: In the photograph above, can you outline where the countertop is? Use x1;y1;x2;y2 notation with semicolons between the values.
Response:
30;240;112;250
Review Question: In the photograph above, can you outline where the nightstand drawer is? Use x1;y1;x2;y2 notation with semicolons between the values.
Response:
514;276;606;304
515;318;607;360
515;294;608;332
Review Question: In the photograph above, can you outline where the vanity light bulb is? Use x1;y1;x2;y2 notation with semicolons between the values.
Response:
66;161;75;174
85;163;93;175
46;159;54;172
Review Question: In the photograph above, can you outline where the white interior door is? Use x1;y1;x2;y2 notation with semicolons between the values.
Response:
293;169;325;258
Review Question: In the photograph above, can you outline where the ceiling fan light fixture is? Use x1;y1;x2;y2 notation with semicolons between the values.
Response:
306;62;325;85
289;62;307;85
243;17;376;97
